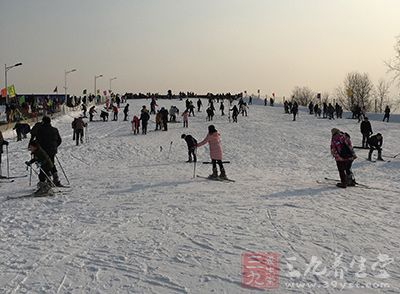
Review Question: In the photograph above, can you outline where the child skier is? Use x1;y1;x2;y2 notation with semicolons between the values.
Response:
25;141;54;195
182;110;189;128
131;115;140;135
330;128;357;188
196;125;227;179
181;134;197;162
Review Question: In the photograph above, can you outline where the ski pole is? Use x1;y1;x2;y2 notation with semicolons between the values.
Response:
29;154;33;186
55;155;70;185
31;166;56;187
193;148;197;178
6;145;9;178
167;141;173;159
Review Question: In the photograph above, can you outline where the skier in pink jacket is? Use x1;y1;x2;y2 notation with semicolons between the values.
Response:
196;125;227;179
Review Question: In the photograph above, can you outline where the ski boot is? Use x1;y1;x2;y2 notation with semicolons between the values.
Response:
52;172;63;187
34;181;53;196
347;174;356;187
336;182;347;189
208;168;218;179
377;152;384;161
219;169;228;180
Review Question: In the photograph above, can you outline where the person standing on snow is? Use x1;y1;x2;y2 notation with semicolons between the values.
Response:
197;99;203;112
220;102;225;116
89;106;97;122
292;101;299;121
0;130;9;178
74;116;87;146
383;106;390;122
140;106;150;135
196;125;227;179
35;116;63;186
330;128;357;188
131;115;140;135
123;104;130;121
181;134;197;162
182;110;189;128
360;117;372;148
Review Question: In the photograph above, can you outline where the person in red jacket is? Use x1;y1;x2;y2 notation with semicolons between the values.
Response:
196;125;227;179
112;105;119;121
330;128;357;188
131;115;140;135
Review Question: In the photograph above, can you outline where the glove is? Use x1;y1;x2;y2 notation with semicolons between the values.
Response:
25;161;31;166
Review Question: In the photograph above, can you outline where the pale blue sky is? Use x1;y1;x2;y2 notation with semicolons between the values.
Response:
1;0;399;97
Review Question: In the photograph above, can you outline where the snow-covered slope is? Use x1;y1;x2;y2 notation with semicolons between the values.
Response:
1;99;399;293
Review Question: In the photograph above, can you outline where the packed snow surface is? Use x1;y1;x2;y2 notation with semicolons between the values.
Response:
0;99;399;293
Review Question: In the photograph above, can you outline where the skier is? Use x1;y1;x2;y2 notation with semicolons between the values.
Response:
197;99;203;112
89;106;97;122
100;107;109;122
123;104;130;121
82;104;87;118
383;105;390;122
160;107;169;131
25;141;54;195
330;128;357;188
206;107;214;121
220;102;225;116
112;105;119;121
0;130;9;178
230;105;239;123
182;110;189;128
155;111;162;130
140;106;150;135
367;133;384;161
188;102;195;117
240;102;248;116
131;115;140;135
308;102;314;115
196;125;227;179
36;116;63;186
264;98;267;106
150;97;158;114
72;118;78;141
181;134;197;162
14;122;31;141
292;101;299;121
360;117;372;148
74;116;87;146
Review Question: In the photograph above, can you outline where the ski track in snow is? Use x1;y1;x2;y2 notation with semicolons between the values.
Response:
0;100;399;293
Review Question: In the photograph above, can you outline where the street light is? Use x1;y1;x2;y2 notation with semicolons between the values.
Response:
94;74;103;98
109;77;117;93
64;68;77;103
4;62;23;104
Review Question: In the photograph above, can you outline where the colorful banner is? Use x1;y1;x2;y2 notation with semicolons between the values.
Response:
7;85;16;98
97;89;100;94
1;88;6;98
19;95;25;104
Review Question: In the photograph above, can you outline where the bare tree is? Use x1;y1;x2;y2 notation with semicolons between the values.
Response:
291;86;315;106
386;36;400;85
374;79;391;113
336;72;374;111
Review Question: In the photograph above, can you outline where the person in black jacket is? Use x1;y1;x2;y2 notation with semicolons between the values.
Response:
292;102;299;121
0;130;9;178
36;116;63;186
123;104;129;121
367;133;383;161
360;117;372;148
181;134;197;162
140;106;150;135
14;122;31;141
383;105;390;122
159;107;169;131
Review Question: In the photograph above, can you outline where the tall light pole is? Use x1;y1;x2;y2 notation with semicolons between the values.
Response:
109;77;117;93
94;74;103;98
4;62;22;104
64;68;77;103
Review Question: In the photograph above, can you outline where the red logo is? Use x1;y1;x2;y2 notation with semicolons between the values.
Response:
242;252;280;289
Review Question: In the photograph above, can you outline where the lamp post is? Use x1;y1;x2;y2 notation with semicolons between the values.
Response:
94;74;103;100
109;77;117;94
4;62;22;104
64;68;77;103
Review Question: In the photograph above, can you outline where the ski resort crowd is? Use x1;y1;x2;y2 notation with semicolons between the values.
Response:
0;92;396;195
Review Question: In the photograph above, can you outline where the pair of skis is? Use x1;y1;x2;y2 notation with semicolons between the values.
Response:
318;177;399;193
5;186;71;201
196;175;235;182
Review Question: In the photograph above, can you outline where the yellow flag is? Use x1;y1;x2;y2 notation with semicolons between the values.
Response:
8;85;16;98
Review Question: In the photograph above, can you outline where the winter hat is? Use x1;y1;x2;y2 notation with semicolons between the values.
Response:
181;134;186;139
42;116;51;125
208;125;217;134
331;128;340;136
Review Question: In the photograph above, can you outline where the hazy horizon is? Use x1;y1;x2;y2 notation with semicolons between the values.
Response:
1;0;400;99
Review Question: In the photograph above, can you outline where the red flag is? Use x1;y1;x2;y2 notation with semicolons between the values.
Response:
1;88;6;98
53;86;58;93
